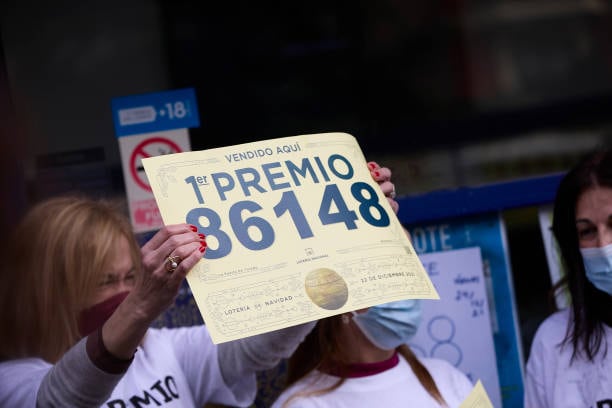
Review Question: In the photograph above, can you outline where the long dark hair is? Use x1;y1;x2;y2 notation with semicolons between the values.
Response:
551;147;612;361
282;315;447;407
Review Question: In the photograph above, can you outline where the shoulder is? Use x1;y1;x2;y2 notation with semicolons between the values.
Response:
0;358;51;405
417;357;474;398
141;326;216;359
271;371;335;408
531;309;571;347
145;325;212;344
418;356;463;376
0;357;51;379
526;309;572;373
538;309;570;332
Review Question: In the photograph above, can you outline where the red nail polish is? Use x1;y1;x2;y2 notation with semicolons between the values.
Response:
198;234;206;240
189;225;198;232
368;162;377;170
199;245;206;253
374;171;380;178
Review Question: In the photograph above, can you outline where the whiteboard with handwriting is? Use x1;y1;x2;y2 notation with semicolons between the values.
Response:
409;247;502;408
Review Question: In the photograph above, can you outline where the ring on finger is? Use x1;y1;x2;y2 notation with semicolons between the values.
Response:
165;255;182;273
389;187;397;199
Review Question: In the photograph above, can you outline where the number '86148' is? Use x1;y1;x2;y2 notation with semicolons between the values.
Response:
186;182;390;259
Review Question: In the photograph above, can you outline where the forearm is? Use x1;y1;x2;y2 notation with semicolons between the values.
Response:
36;337;125;407
101;294;154;360
217;321;316;385
36;298;149;406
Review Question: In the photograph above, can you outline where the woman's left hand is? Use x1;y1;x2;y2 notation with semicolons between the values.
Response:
133;224;206;318
368;161;399;214
101;224;206;360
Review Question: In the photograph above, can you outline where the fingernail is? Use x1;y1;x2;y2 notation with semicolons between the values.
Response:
199;244;207;253
189;225;198;232
367;162;378;170
373;171;380;178
198;234;206;240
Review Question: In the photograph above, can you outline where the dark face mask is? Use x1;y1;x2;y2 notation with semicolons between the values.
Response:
78;291;130;337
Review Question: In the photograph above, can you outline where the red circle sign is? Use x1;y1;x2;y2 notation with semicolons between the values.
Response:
130;137;182;191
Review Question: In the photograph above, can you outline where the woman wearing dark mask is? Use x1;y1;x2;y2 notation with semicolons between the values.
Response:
0;195;317;407
271;191;474;408
524;148;612;407
0;161;398;407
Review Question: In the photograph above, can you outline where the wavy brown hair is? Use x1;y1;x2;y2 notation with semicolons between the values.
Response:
281;314;447;407
0;195;141;363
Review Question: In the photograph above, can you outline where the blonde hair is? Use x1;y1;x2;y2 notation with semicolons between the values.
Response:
0;195;141;363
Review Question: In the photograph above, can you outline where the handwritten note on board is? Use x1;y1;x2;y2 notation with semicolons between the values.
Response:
407;214;524;408
409;247;502;408
142;132;438;343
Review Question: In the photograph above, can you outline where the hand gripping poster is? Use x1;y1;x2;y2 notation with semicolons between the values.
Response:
143;132;438;343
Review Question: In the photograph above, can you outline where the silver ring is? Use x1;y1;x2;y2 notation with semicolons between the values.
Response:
389;188;397;199
165;255;181;273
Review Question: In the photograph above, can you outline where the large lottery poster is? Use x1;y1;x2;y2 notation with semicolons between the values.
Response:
143;132;438;343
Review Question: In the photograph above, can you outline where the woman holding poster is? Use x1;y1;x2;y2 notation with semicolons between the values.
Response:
271;300;474;408
0;159;399;407
0;195;315;407
271;163;474;408
524;148;612;407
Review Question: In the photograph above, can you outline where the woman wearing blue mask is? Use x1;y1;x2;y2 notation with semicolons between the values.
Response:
271;299;474;408
271;165;474;408
524;148;612;408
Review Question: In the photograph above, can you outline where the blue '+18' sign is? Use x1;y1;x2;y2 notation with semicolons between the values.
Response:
111;88;200;137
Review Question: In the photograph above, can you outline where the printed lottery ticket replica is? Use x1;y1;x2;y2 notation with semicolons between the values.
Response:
143;132;439;343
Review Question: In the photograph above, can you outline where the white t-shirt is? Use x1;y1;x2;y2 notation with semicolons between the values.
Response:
0;326;255;407
524;308;612;408
271;354;474;408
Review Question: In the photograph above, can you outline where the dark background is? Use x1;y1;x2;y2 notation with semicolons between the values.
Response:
161;1;612;154
2;3;612;405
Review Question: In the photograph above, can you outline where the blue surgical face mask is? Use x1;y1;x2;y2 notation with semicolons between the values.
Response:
580;243;612;295
351;299;422;350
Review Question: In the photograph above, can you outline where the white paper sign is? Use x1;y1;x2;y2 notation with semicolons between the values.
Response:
409;247;502;408
118;129;191;233
537;205;570;309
